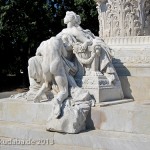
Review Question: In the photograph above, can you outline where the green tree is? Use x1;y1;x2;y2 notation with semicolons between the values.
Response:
0;0;56;86
73;0;98;35
0;0;98;88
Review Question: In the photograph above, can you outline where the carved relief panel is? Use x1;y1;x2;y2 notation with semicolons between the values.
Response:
95;0;150;37
143;0;150;35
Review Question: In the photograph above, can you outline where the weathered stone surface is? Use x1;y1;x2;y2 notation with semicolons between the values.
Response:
104;36;150;77
46;96;91;134
102;36;150;101
87;102;150;135
119;76;150;100
106;37;150;100
54;130;150;150
0;121;54;143
95;1;150;101
0;99;149;135
0;98;53;125
0;98;150;149
0;143;98;150
99;99;133;107
76;75;124;103
96;0;150;37
0;122;150;150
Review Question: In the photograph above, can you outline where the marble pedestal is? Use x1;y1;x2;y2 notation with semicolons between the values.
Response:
104;36;150;101
76;75;123;103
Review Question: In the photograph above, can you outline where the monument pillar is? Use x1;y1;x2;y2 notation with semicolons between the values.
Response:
95;0;150;37
95;0;150;100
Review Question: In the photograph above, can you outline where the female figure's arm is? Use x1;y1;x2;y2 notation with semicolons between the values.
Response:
72;27;93;51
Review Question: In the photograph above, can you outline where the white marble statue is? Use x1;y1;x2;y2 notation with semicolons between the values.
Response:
57;11;118;84
12;11;124;133
33;37;69;118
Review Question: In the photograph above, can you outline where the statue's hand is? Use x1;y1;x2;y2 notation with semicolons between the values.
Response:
81;40;93;51
81;42;88;51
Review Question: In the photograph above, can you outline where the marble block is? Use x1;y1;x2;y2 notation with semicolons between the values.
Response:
76;75;124;103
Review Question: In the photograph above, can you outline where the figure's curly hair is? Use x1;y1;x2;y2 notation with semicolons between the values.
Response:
66;11;81;26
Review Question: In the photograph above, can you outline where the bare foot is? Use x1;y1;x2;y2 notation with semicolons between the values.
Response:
34;95;41;103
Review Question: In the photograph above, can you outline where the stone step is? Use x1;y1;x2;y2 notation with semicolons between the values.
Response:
0;98;53;125
0;98;150;135
0;121;53;143
87;101;150;135
0;121;150;150
98;98;133;107
0;141;99;150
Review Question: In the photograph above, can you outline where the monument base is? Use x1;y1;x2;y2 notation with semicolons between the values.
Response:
119;76;150;101
0;122;150;150
0;98;149;150
76;75;124;103
104;36;150;101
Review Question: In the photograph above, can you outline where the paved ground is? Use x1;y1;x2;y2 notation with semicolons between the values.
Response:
0;91;19;99
0;88;28;99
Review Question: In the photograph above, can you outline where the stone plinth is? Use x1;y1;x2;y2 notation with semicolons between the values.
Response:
75;75;124;103
104;36;150;77
119;76;150;101
104;36;150;100
87;101;150;135
0;98;150;150
0;99;52;125
0;98;149;135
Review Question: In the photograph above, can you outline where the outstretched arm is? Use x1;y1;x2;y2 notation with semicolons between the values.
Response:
72;27;93;50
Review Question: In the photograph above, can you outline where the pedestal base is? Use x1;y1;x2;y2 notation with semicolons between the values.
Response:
0;98;150;150
76;75;124;103
104;36;150;100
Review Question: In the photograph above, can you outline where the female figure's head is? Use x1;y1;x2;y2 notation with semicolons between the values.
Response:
64;11;81;27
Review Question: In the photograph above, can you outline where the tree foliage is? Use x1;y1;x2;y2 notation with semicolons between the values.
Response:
73;0;98;35
0;0;98;86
